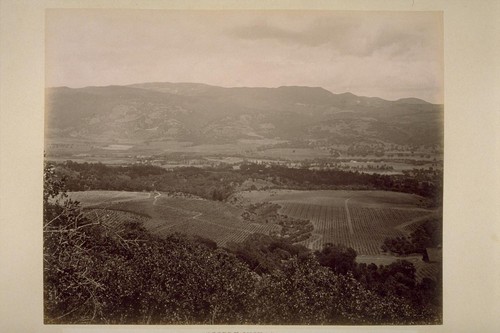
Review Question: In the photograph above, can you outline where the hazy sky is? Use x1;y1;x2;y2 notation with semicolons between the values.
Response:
46;10;443;103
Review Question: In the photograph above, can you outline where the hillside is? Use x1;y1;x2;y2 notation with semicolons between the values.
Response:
45;82;443;147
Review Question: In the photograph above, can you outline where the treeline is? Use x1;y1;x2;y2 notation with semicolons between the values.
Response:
54;160;237;201
44;165;441;324
52;161;442;205
238;163;441;203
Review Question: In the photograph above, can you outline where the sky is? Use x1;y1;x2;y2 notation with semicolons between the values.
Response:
46;10;443;103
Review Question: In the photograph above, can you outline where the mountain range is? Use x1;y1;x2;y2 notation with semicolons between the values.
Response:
45;82;443;147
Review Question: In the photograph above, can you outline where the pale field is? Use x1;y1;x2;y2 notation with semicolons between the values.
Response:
236;189;428;209
255;147;330;160
68;191;151;206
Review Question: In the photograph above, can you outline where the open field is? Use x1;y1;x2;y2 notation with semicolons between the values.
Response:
236;189;430;209
69;190;151;206
68;191;281;247
236;190;435;255
255;147;330;160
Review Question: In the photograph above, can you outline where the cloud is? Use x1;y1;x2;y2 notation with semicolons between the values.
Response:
228;12;439;58
228;17;350;48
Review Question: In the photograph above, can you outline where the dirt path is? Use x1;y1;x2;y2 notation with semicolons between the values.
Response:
153;191;161;205
344;197;354;235
191;212;203;220
304;233;323;250
395;212;435;233
150;208;202;232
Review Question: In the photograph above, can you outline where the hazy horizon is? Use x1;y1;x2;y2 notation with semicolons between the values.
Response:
47;81;439;104
46;10;443;103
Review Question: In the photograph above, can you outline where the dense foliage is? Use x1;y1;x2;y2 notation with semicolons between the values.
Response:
53;161;442;205
225;233;310;274
44;162;441;325
382;218;442;255
315;244;441;317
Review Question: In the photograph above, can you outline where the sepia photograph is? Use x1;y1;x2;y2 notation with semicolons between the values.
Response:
42;9;444;325
1;1;499;332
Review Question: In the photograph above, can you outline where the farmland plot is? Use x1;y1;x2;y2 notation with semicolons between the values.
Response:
69;190;435;251
347;207;431;254
84;208;149;228
275;191;435;255
414;262;441;282
69;191;281;247
144;196;281;245
68;191;151;206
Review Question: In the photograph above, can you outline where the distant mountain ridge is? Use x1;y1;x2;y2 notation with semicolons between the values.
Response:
126;82;433;105
45;82;443;147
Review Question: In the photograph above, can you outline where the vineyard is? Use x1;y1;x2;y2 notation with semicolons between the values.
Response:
278;201;433;255
68;189;436;253
84;208;150;228
69;191;281;247
414;262;441;282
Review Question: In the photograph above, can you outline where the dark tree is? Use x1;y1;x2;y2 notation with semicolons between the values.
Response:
316;243;357;275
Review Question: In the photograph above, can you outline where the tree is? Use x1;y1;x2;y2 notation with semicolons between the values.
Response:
316;243;357;275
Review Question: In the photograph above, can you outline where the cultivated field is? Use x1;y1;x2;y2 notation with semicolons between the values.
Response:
237;190;435;255
84;208;150;228
71;190;436;254
70;189;439;280
236;189;440;281
69;190;151;206
68;191;281;247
